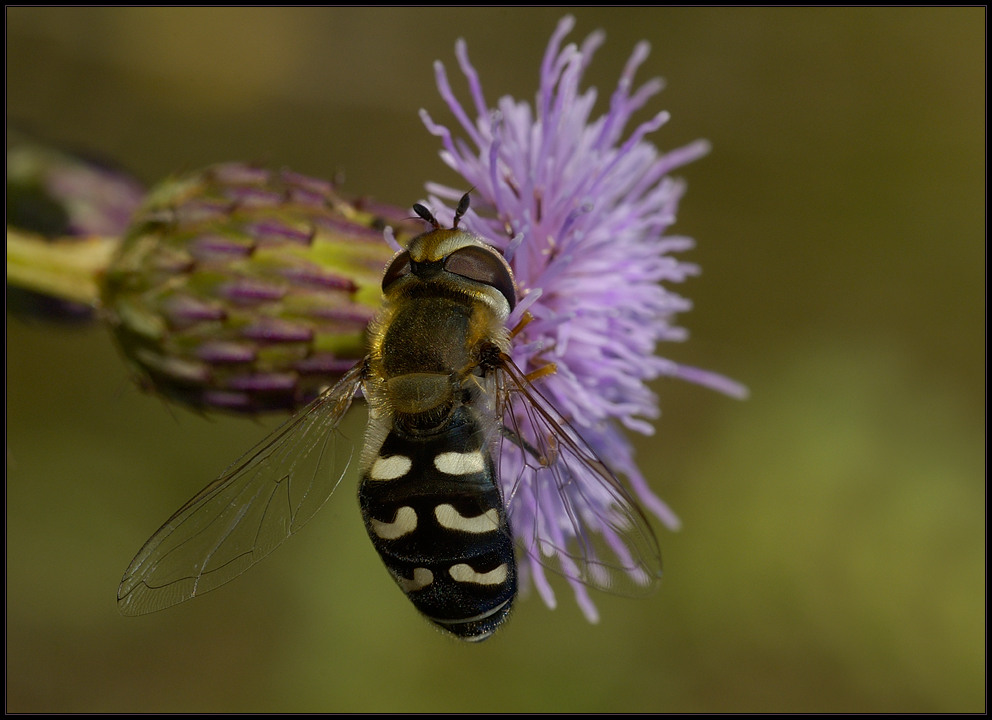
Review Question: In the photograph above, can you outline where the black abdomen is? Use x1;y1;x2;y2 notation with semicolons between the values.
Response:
358;406;516;641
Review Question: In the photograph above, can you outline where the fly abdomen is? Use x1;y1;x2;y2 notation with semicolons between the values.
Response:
358;407;516;642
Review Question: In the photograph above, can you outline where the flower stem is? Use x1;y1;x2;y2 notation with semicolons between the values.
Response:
6;227;119;307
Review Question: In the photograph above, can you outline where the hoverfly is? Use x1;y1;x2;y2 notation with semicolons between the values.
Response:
118;193;662;641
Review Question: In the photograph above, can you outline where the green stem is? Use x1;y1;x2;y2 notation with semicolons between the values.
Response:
6;227;119;307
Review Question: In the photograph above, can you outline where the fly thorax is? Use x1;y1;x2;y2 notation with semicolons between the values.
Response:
379;296;474;378
386;373;453;416
386;373;457;433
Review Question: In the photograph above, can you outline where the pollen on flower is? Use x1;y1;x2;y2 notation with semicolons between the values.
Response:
422;15;746;620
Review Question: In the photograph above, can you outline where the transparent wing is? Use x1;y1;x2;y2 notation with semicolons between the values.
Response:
118;360;367;616
494;353;663;596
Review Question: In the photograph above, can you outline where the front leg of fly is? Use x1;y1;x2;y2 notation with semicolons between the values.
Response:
358;403;517;642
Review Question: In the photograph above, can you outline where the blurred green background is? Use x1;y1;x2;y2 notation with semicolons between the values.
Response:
6;7;984;713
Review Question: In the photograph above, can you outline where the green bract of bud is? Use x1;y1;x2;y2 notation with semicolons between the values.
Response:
101;163;417;413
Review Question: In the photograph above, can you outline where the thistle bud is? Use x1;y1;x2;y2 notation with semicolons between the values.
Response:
101;163;418;413
6;129;145;321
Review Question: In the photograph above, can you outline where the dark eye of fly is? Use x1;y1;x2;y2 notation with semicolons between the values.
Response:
444;245;516;311
381;251;412;292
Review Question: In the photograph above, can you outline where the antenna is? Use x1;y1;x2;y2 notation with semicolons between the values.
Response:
453;192;471;229
412;203;440;229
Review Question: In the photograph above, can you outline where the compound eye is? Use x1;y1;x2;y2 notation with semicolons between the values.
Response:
444;245;516;311
381;251;412;292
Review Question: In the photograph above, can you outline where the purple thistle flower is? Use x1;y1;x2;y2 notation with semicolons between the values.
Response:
421;15;747;621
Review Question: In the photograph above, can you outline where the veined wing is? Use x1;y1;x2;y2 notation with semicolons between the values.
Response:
118;360;367;616
495;353;663;596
